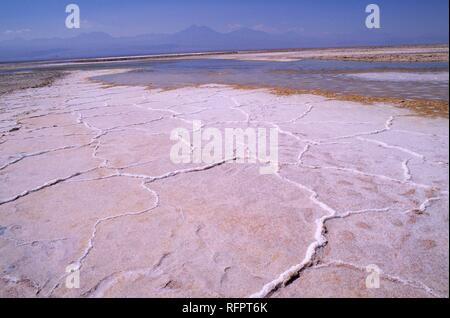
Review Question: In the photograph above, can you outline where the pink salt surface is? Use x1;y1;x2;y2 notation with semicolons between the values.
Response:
0;69;448;298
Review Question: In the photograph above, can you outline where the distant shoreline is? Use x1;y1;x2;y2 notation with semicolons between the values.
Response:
0;43;448;69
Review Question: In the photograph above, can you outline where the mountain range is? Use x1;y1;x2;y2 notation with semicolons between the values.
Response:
0;25;446;62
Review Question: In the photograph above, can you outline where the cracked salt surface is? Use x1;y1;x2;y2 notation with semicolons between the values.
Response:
0;69;448;298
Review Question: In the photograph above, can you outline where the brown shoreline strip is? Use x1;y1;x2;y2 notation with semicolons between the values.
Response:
0;71;65;96
232;85;449;118
90;73;449;119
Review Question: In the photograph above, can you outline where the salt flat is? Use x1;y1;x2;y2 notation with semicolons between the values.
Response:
0;70;448;298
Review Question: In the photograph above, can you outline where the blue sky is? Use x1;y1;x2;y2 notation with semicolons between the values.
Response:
0;0;448;40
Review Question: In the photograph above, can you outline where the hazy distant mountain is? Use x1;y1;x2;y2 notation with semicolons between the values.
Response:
0;25;446;62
